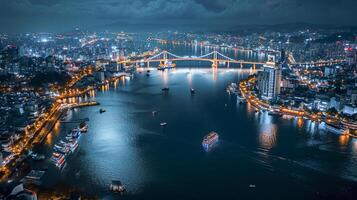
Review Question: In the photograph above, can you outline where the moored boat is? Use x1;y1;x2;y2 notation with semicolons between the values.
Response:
30;153;46;161
227;83;239;94
79;121;88;132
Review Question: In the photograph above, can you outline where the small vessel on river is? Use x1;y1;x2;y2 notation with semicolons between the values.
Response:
202;131;219;150
162;87;169;91
110;180;126;194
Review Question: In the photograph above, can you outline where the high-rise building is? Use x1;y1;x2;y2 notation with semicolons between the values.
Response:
257;55;282;101
0;45;19;62
345;47;357;66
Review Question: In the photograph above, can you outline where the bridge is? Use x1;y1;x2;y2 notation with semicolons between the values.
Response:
118;50;345;69
118;50;266;69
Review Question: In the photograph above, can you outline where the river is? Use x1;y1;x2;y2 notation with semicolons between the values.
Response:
35;45;357;200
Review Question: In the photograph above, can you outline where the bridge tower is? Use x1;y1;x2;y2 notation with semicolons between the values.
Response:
163;50;168;61
212;50;218;68
160;50;168;66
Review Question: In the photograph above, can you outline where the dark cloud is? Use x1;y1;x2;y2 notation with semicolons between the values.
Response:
0;0;356;33
194;0;235;12
28;0;60;6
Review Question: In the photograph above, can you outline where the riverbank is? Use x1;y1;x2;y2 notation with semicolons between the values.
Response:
238;77;357;137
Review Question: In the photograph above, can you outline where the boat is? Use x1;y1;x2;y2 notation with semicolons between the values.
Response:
162;87;169;91
79;121;88;132
100;109;106;113
125;73;133;79
60;115;67;121
324;122;346;135
55;157;66;169
226;83;239;94
158;60;176;70
25;170;45;182
67;141;79;153
54;143;65;149
51;150;67;168
268;110;282;117
66;129;81;141
110;180;126;194
75;171;81;178
72;129;81;138
50;153;64;163
202;131;219;150
31;153;46;161
190;88;195;93
160;122;167;126
53;145;69;155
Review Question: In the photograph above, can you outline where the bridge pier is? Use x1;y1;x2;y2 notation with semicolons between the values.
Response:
240;63;243;69
211;61;218;68
147;61;150;68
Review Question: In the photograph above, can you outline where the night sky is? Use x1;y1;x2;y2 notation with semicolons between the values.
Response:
0;0;356;33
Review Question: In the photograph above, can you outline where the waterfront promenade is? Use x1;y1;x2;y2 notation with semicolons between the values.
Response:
239;77;357;137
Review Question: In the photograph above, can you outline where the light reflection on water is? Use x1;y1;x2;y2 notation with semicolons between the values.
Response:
257;113;278;150
40;68;357;199
258;124;278;150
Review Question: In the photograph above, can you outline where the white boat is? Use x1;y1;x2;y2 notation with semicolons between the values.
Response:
227;83;239;94
25;170;45;181
158;60;176;70
110;180;126;194
202;132;219;150
31;153;45;161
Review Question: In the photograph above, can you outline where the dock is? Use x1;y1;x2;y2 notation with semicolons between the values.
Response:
70;101;100;109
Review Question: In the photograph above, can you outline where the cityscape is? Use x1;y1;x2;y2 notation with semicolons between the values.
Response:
0;0;357;199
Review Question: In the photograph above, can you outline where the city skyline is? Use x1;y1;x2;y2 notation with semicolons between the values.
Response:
1;1;357;199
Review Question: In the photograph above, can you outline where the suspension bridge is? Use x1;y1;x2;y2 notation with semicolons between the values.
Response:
117;50;345;69
118;50;266;69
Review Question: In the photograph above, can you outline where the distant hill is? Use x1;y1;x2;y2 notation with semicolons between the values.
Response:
88;21;357;35
221;23;357;34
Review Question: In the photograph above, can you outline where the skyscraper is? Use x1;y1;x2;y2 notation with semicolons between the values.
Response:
345;47;357;66
257;55;281;101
